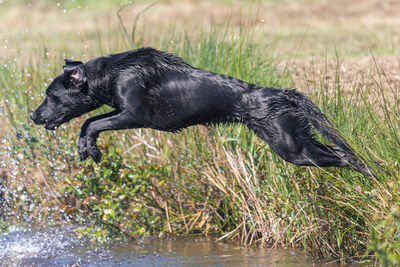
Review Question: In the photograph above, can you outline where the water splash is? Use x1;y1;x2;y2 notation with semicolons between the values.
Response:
0;227;308;266
0;227;81;266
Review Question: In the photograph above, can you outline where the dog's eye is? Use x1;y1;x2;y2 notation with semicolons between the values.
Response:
50;95;61;104
62;79;72;89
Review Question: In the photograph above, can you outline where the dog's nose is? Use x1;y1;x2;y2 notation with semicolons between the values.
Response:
30;112;38;122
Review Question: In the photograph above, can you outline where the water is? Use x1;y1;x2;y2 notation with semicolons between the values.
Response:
0;226;315;266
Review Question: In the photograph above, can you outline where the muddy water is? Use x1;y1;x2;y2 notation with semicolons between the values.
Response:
0;227;316;266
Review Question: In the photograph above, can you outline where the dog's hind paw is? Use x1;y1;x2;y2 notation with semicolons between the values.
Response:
78;137;89;161
88;146;102;163
79;150;89;161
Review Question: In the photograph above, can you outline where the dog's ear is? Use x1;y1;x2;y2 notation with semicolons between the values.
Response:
64;59;83;66
63;59;87;89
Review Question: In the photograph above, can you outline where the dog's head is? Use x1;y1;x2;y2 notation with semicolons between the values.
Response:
31;59;95;130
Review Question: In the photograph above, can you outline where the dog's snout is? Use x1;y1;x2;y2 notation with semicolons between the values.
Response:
30;112;41;124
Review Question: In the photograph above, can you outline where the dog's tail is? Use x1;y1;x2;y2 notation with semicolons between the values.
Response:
290;90;376;177
297;92;353;153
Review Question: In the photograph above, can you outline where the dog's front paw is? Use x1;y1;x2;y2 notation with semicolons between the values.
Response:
88;145;102;163
77;136;89;161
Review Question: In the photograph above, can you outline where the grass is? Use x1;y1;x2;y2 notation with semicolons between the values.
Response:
0;0;400;264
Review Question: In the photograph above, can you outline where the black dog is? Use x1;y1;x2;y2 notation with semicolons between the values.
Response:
30;47;374;176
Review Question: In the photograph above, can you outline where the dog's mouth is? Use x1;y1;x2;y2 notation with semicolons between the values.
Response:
45;113;67;130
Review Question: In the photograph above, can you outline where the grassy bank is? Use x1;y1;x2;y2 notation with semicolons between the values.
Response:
1;0;400;264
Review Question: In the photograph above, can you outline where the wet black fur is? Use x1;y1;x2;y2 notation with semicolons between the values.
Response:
31;47;374;176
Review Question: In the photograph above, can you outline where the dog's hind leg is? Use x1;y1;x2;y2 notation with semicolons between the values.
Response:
245;89;376;176
248;112;363;172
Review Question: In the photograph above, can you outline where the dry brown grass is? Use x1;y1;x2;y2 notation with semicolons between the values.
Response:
281;56;400;108
2;0;400;60
2;0;400;107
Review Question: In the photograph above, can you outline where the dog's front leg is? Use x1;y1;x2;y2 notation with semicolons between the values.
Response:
78;110;121;161
85;111;141;163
